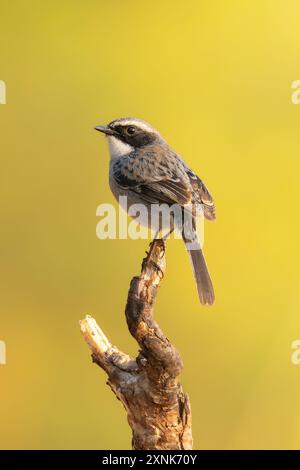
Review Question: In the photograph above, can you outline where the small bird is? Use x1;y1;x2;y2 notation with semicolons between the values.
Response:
95;118;216;305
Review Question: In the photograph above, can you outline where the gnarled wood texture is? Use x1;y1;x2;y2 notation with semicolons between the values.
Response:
80;239;192;450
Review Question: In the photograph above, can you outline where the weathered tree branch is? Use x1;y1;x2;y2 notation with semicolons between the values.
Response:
79;239;192;450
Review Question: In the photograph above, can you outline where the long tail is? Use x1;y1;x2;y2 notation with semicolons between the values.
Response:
176;207;215;305
186;243;215;305
181;209;214;305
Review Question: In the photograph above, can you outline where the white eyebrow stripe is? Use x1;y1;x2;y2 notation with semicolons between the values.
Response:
113;119;155;133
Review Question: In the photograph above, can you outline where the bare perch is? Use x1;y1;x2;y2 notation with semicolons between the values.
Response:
79;239;192;450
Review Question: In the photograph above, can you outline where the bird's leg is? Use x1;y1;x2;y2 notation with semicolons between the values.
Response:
162;227;174;240
151;227;174;243
153;228;161;241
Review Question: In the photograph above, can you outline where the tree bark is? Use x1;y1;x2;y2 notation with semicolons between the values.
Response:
79;239;193;450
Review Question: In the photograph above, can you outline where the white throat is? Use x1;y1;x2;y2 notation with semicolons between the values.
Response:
107;136;133;159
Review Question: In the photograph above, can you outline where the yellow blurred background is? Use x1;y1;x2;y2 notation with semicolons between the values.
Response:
1;0;300;450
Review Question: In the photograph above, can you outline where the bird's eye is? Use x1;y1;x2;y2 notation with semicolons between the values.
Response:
127;126;136;135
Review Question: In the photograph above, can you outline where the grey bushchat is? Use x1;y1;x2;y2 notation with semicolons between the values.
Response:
95;117;215;305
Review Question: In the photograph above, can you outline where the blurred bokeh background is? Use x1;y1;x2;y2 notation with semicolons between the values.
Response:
1;0;300;450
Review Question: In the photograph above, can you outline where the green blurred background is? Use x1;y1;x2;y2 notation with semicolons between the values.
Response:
1;0;300;450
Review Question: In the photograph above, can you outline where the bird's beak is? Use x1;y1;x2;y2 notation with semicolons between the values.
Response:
94;125;114;136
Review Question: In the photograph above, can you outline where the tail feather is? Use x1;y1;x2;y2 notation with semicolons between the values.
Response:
180;210;215;305
187;245;215;305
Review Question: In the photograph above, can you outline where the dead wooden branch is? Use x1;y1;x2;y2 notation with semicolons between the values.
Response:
80;239;192;450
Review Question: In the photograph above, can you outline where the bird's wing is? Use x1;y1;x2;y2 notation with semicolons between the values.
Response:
112;151;193;206
184;166;216;220
112;150;216;219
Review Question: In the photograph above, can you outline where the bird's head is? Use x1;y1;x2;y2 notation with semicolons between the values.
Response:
95;117;163;159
